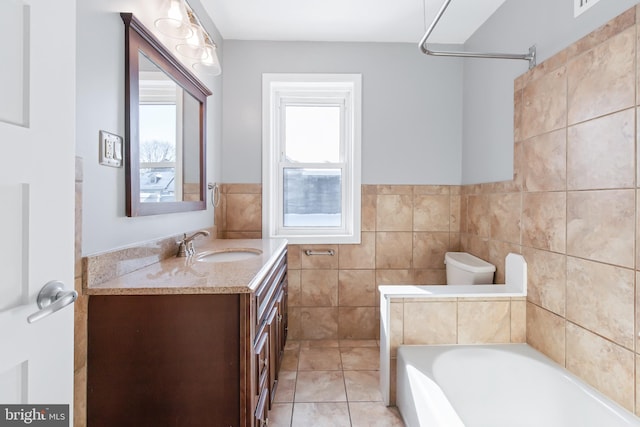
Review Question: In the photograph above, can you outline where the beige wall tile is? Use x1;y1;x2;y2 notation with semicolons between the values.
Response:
299;307;338;340
567;189;635;268
522;248;566;316
403;301;457;345
288;307;302;340
458;301;511;344
460;234;490;263
510;300;526;343
514;88;523;142
74;365;87;427
301;269;338;307
338;307;377;339
567;7;635;59
287;245;302;269
375;232;413;269
566;257;634;349
522;192;566;253
339;232;375;269
288;269;301;306
450;195;461;232
413;185;450;195
376;195;413;231
490;193;521;244
521;65;567;140
361;194;377;231
526;302;566;365
637;272;640;352
338;270;376;307
566;323;635;411
413;195;450;232
467;195;491;238
226;193;261;231
637;355;640;416
521;129;566;192
375;269;414;286
567;108;635;190
413;269;447;285
412;232;450;269
568;27;636;125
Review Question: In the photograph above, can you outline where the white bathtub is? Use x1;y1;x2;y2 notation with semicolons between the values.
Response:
397;344;640;427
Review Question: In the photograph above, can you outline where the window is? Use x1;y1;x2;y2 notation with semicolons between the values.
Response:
138;61;184;203
262;74;362;244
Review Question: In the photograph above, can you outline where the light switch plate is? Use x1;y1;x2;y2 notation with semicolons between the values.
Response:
99;130;123;167
574;0;601;17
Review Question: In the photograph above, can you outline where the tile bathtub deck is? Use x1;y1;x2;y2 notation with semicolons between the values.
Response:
269;340;405;427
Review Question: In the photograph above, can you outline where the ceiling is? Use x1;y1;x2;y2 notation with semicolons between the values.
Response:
200;0;508;44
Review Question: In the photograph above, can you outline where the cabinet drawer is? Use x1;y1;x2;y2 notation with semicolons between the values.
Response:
255;251;287;326
254;329;269;392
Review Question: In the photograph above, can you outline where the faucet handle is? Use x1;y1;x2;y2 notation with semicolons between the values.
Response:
176;233;189;257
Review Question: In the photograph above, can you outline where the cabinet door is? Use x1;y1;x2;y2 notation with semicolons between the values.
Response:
254;387;269;427
266;306;279;408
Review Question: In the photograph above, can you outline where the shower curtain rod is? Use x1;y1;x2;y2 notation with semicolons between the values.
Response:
419;0;536;69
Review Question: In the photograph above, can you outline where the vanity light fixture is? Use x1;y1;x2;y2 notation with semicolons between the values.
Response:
176;10;207;59
156;0;222;76
154;0;192;39
193;34;222;76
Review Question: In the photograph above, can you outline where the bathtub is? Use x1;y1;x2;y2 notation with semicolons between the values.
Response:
397;344;640;427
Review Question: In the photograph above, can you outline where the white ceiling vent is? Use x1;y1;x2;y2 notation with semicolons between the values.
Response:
574;0;601;17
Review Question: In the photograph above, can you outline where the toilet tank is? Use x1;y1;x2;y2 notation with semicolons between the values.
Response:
444;252;495;285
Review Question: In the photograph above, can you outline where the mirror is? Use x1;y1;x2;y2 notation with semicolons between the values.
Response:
121;13;211;216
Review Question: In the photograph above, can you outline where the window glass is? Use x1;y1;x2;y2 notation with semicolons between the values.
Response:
284;105;341;163
283;168;342;227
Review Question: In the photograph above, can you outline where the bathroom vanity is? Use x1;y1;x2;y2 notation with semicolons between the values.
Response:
85;239;288;427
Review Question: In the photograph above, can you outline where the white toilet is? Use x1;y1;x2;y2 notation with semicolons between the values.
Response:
444;252;496;285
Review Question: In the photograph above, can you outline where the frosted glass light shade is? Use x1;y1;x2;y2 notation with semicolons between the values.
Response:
154;0;192;39
193;44;222;76
176;24;206;59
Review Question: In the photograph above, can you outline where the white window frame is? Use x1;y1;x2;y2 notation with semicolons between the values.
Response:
262;73;361;244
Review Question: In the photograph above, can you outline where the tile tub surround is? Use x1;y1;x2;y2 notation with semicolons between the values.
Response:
460;5;640;413
216;183;464;341
379;253;527;405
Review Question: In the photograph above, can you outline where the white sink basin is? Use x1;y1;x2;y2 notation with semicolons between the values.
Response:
195;249;263;263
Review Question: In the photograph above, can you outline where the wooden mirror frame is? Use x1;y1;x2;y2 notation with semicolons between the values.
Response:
121;13;212;217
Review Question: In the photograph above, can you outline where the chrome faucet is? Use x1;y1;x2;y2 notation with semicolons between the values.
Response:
176;230;210;257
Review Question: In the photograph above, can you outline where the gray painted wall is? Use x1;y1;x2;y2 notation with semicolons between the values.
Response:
462;0;639;184
76;0;223;255
222;41;463;185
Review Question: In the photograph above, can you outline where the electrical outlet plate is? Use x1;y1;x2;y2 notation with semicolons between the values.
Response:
99;130;123;168
574;0;601;17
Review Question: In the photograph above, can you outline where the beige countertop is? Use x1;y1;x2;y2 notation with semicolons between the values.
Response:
85;238;288;295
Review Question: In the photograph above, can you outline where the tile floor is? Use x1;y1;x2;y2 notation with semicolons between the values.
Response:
268;339;405;427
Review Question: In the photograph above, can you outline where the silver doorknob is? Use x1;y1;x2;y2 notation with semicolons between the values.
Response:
27;280;78;324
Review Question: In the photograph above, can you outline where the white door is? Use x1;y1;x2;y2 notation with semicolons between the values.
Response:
0;0;76;423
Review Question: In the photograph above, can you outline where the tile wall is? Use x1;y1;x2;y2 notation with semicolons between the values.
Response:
215;184;463;340
385;296;526;403
460;6;639;413
217;5;640;415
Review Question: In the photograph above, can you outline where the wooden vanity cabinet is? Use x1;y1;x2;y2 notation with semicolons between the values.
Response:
87;249;288;427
